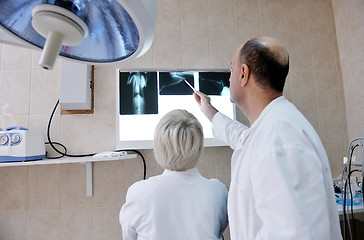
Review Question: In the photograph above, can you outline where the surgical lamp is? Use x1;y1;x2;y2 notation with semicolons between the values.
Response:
0;0;156;70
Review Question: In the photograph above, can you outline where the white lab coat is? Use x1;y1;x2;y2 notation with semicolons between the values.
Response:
212;96;342;240
119;168;228;240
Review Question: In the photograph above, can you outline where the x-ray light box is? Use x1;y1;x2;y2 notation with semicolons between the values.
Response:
116;69;235;150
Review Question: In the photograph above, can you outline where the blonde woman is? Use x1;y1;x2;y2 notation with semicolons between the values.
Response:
119;109;228;240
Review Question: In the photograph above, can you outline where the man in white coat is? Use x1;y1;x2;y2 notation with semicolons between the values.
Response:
194;37;342;240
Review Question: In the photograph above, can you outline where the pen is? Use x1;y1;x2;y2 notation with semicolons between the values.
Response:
184;79;196;92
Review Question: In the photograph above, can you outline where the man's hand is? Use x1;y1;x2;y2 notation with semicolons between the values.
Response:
193;91;218;122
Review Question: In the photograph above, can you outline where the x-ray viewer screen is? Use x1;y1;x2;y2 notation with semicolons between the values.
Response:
117;70;234;149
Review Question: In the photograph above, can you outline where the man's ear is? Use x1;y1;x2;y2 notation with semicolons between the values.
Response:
240;64;249;87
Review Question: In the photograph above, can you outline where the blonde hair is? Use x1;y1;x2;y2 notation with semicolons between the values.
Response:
154;109;203;171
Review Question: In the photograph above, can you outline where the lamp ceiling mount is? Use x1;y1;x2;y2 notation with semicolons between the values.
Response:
32;4;89;69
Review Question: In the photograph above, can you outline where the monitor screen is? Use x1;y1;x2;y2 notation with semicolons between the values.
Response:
116;69;235;149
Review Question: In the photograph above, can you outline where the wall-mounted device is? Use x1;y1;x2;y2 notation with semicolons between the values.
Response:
0;127;45;162
116;69;234;149
60;60;92;111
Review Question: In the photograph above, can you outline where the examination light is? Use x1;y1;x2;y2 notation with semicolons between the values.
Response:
0;0;156;70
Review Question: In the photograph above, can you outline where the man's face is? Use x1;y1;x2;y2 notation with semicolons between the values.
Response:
229;47;243;104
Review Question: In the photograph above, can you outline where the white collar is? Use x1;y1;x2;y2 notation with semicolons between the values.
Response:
162;167;201;178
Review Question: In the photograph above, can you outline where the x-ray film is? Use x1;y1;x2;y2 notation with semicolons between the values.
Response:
199;72;230;96
119;72;158;115
159;72;195;95
117;70;234;149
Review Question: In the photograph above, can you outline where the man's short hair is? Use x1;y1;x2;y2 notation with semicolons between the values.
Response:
154;109;203;171
240;37;289;92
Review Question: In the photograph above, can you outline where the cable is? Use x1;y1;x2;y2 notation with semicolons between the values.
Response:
47;100;94;157
47;100;147;180
45;141;67;159
118;149;147;180
343;139;362;240
348;169;360;240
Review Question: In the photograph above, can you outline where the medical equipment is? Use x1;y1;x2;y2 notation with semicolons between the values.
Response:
341;135;364;240
0;126;45;162
0;0;156;69
116;69;234;149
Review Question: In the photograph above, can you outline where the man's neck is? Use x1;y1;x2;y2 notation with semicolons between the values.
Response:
245;91;282;125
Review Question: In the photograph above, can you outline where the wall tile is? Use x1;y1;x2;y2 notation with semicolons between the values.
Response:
318;109;345;150
259;0;285;33
286;32;313;72
182;28;211;68
60;114;93;154
306;0;332;34
208;0;234;31
28;165;61;210
282;0;309;33
215;146;233;188
340;108;348;147
234;3;261;50
30;69;60;114
0;70;31;115
124;156;147;191
345;105;359;142
301;110;319;133
13;115;29;129
233;0;260;36
156;0;181;30
209;28;236;68
181;0;208;30
1;44;31;70
290;70;317;112
287;33;313;72
0;166;27;211
61;208;92;240
61;164;92;208
315;70;340;110
94;68;117;115
310;32;336;73
153;27;183;68
0;211;27;240
93;207;122;240
27;210;60;240
196;147;216;179
93;161;125;207
93;113;116;152
351;63;364;107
